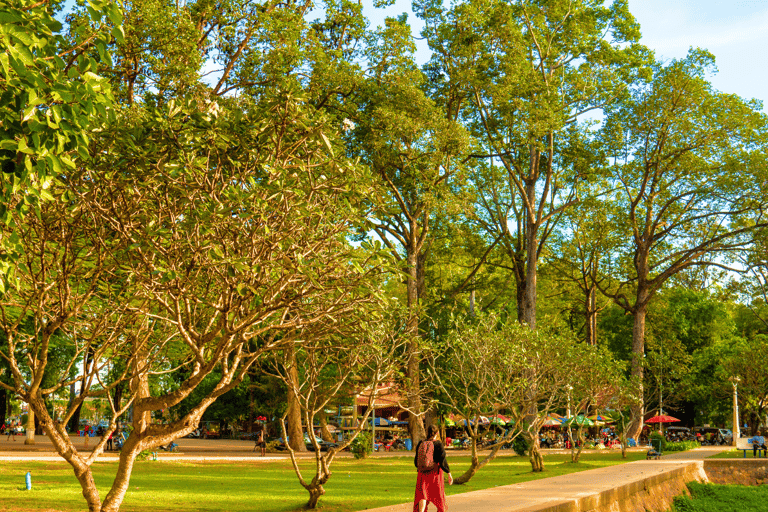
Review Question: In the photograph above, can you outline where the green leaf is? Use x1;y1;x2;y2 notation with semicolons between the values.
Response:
111;25;124;43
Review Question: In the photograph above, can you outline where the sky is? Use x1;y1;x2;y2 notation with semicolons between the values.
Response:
364;0;768;111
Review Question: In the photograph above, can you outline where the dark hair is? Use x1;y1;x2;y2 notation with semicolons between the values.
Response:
427;424;439;439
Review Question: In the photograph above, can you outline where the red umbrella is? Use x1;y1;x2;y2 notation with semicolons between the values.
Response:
645;415;680;424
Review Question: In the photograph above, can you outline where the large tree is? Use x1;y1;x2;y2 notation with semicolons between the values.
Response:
350;16;469;443
0;91;384;511
600;49;768;437
416;0;648;328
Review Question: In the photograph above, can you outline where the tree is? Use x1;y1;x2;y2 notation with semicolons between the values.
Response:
273;315;404;509
0;0;120;291
1;92;385;511
416;0;648;328
426;313;524;484
600;49;768;437
351;16;469;443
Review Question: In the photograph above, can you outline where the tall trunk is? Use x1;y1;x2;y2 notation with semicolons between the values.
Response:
113;383;123;420
286;346;306;452
522;148;539;330
514;256;526;324
522;236;537;329
318;413;333;442
585;285;597;346
24;408;35;444
406;248;425;445
0;389;6;430
628;300;648;440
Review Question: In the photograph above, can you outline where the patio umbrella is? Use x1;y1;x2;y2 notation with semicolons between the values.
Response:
489;417;506;426
645;415;680;424
563;415;595;427
542;417;563;426
587;414;614;423
478;416;490;425
441;418;456;427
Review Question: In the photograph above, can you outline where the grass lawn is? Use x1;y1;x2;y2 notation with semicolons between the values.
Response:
2;452;646;512
707;448;761;459
672;482;768;511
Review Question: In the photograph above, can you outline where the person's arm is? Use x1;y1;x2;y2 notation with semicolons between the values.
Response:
434;441;452;482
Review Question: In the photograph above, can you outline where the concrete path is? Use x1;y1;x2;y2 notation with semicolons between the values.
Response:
359;446;732;512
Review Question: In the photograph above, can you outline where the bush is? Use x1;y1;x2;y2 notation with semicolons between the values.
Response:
512;436;530;456
667;440;700;452
136;449;155;461
649;432;666;452
350;431;373;459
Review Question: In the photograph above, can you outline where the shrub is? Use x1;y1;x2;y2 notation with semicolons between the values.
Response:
512;436;530;456
649;432;666;452
350;431;373;459
666;440;700;452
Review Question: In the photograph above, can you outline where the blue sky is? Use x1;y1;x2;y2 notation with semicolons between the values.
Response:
365;0;768;111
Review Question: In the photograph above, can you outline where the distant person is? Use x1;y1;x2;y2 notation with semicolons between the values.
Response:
106;429;114;451
413;425;453;512
6;422;15;442
255;427;266;456
752;435;767;457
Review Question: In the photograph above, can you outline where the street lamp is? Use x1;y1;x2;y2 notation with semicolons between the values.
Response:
729;376;741;446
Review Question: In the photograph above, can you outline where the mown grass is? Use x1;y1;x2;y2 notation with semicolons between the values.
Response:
1;452;646;512
707;448;765;459
672;482;768;511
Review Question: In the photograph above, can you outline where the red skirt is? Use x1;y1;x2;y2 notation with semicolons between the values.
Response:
413;468;446;512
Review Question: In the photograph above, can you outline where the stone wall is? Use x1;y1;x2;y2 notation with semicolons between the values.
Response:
704;459;768;485
518;460;768;512
515;463;710;512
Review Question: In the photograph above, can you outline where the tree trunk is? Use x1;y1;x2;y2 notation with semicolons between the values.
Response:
286;347;307;452
454;437;480;484
100;449;140;512
113;383;123;419
306;483;326;509
585;285;597;346
628;302;648;440
528;434;544;472
68;388;84;433
318;413;333;442
522;146;539;330
406;248;425;445
0;389;5;429
513;255;527;324
24;408;35;445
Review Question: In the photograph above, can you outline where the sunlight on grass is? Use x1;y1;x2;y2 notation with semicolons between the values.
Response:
0;452;646;512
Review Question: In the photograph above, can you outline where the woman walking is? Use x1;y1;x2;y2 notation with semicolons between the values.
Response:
413;424;453;512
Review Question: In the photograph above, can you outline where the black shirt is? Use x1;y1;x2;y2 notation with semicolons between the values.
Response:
413;440;451;473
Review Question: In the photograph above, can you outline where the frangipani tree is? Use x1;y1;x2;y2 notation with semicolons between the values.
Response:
1;93;385;512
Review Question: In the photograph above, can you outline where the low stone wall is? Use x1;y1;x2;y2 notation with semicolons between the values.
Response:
704;459;768;485
519;459;768;512
516;462;709;512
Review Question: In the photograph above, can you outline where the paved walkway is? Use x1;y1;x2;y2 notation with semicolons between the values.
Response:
359;446;733;512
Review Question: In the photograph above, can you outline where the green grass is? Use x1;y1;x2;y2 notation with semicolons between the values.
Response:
2;452;646;512
672;482;768;511
707;448;762;459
